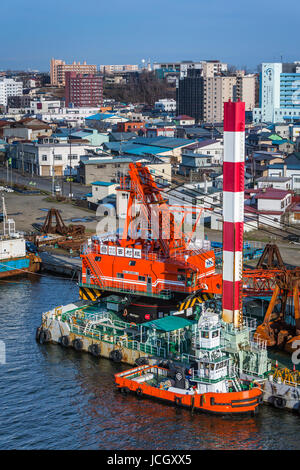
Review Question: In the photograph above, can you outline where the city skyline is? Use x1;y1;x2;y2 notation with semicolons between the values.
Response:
1;0;299;71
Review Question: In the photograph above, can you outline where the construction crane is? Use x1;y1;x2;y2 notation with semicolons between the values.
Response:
119;162;205;258
254;269;300;353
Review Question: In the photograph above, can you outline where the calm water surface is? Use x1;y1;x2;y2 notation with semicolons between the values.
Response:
0;275;300;450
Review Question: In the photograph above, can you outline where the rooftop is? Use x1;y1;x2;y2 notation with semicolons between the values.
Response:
256;176;291;182
142;316;194;332
91;181;116;186
255;188;292;200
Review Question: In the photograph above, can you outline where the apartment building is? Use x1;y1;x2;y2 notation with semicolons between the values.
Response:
153;60;227;79
0;78;23;106
50;58;97;86
253;62;300;123
203;75;236;122
65;72;103;107
176;69;204;122
204;73;256;123
202;61;228;78
99;64;139;74
235;72;256;110
177;68;255;123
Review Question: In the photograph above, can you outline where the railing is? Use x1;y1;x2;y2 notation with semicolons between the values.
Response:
250;338;267;351
243;317;257;331
67;319;167;358
190;372;233;385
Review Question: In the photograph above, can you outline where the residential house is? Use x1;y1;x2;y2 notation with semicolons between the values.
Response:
78;155;172;185
3;118;52;141
190;139;224;164
255;176;292;190
267;152;300;192
8;141;96;176
173;115;196;126
244;188;293;228
86;181;118;210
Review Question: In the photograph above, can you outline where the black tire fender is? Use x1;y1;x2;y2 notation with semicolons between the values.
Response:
135;357;149;366
73;338;83;351
174;396;182;406
39;328;51;344
273;396;286;409
136;387;143;397
60;335;71;347
90;343;101;357
35;327;41;342
110;349;123;363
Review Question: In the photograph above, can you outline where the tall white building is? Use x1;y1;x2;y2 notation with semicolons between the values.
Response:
0;78;23;106
253;62;300;123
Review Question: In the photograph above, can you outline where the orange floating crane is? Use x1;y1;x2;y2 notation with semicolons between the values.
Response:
254;269;300;353
80;163;222;322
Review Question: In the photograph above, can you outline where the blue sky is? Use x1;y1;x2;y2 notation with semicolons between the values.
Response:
1;0;299;71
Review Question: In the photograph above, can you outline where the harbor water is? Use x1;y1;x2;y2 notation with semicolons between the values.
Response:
1;275;300;450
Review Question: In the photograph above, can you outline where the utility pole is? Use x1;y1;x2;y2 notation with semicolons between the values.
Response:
21;142;24;175
68;123;72;199
52;148;55;197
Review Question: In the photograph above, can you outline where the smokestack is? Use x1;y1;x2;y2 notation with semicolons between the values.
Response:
222;100;245;327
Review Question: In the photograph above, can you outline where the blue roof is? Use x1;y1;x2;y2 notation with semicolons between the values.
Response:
133;136;194;149
103;138;188;155
86;113;116;121
125;145;171;156
91;181;116;186
82;157;138;165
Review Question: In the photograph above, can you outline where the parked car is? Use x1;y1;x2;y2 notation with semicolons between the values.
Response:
286;234;300;244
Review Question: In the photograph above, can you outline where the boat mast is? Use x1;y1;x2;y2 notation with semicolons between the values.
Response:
2;196;7;236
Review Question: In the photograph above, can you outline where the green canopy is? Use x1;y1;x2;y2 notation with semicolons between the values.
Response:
142;316;194;332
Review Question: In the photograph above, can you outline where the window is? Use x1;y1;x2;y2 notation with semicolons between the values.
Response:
212;331;219;338
177;274;186;282
129;260;136;266
117;273;124;279
201;331;209;339
138;275;146;281
54;155;62;160
95;256;101;262
42;155;47;161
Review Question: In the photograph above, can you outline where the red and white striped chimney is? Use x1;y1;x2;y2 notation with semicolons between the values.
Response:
222;100;245;327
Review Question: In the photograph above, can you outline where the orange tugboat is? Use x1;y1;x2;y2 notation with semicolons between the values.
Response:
115;311;263;415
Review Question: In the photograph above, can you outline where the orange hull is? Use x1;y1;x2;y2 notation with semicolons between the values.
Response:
115;366;263;415
81;241;222;297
